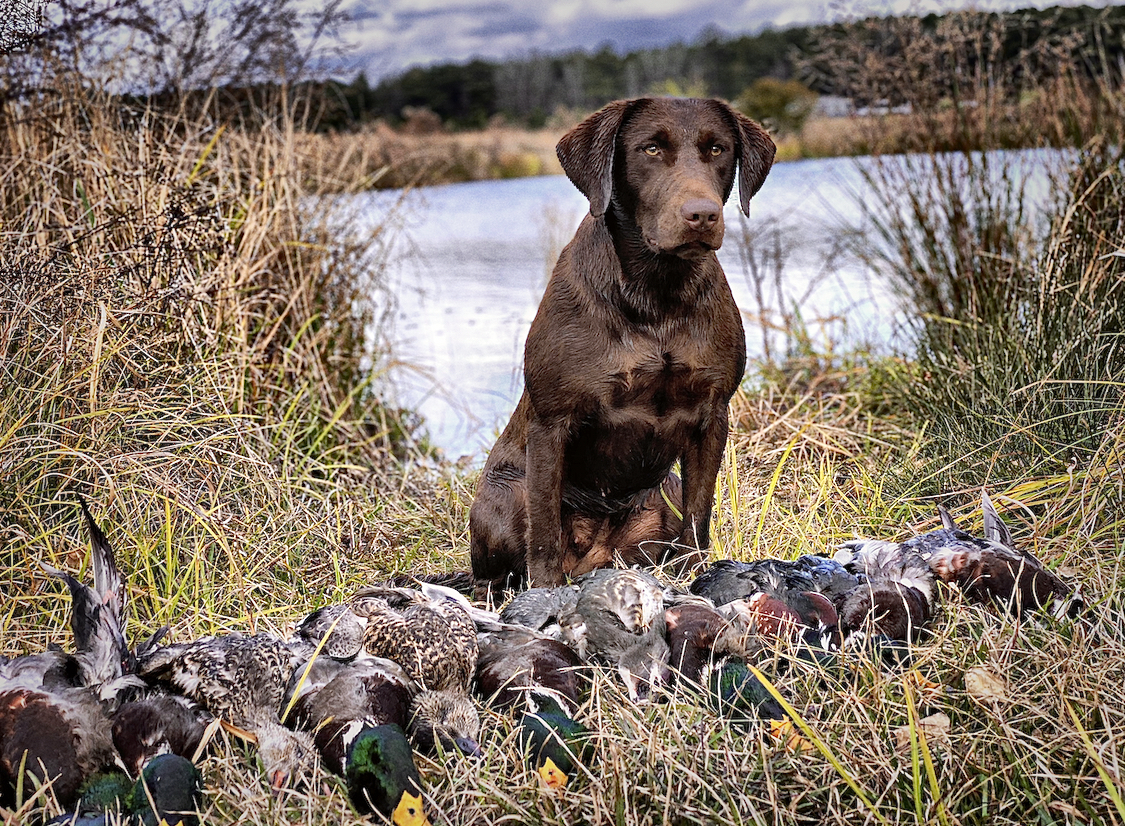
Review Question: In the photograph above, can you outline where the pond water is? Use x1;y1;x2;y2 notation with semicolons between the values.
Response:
334;151;1061;461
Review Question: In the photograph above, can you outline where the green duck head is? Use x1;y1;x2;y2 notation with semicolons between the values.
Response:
345;724;430;826
518;692;593;790
75;769;134;817
125;754;203;826
706;659;785;724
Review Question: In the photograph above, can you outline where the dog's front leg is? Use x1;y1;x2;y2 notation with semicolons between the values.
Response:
679;404;728;555
524;416;569;587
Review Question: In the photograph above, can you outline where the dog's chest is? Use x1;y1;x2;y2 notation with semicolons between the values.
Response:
605;329;726;413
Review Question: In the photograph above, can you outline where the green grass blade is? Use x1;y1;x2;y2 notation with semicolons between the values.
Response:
747;663;890;826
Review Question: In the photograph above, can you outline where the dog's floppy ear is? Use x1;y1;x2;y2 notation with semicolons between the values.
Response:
556;99;633;217
729;109;776;216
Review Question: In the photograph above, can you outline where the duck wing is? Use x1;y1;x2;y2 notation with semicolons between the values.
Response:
37;498;139;700
355;592;478;692
499;585;581;636
792;555;861;603
475;625;583;713
689;560;767;605
293;604;367;660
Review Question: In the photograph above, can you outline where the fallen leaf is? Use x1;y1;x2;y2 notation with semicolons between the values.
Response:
965;665;1009;704
769;719;817;754
894;712;951;752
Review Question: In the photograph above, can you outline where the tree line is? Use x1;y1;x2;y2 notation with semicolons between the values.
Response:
314;4;1125;130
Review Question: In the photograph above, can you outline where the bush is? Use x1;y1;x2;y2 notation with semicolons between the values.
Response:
736;77;818;136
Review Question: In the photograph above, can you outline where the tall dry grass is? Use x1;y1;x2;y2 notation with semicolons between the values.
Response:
0;77;458;644
293;122;564;192
798;6;1125;493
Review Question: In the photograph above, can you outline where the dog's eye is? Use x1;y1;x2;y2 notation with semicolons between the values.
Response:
642;144;660;156
709;144;724;156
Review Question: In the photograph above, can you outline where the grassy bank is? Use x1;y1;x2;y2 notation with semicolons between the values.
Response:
290;113;882;190
3;61;1125;826
285;111;1008;190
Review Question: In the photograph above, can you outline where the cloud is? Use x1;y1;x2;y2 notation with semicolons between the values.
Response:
340;0;816;79
334;0;1079;81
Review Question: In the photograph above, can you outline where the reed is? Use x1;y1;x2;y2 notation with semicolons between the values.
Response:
811;7;1125;492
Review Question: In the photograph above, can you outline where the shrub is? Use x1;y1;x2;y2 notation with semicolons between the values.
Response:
736;77;818;136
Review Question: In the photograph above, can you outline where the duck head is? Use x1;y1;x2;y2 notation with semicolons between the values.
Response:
616;637;671;702
519;692;593;791
346;724;430;826
254;721;317;790
126;754;203;826
408;689;482;758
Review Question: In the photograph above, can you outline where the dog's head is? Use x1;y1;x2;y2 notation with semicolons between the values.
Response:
556;97;775;258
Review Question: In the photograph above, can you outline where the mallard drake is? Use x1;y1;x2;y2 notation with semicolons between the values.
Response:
285;652;480;761
137;632;315;789
283;656;434;822
473;614;585;714
517;692;593;791
837;491;1080;621
344;724;430;826
660;603;796;735
48;753;203;826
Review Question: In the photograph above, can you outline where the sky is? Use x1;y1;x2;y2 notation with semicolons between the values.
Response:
337;0;1100;81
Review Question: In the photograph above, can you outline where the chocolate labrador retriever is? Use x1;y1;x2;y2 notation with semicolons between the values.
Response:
469;97;775;598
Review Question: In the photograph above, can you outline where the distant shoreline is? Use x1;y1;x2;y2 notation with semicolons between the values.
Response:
294;115;909;193
296;106;1074;193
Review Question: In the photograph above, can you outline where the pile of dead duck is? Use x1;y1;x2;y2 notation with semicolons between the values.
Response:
0;492;1084;825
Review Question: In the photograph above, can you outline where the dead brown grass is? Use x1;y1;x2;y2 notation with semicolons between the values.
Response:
294;123;563;191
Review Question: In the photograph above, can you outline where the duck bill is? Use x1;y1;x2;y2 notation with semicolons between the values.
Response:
392;790;430;826
769;719;816;754
538;757;569;790
269;769;289;791
454;736;483;759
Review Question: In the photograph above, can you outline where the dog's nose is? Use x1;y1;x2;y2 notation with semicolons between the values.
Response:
681;198;722;231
